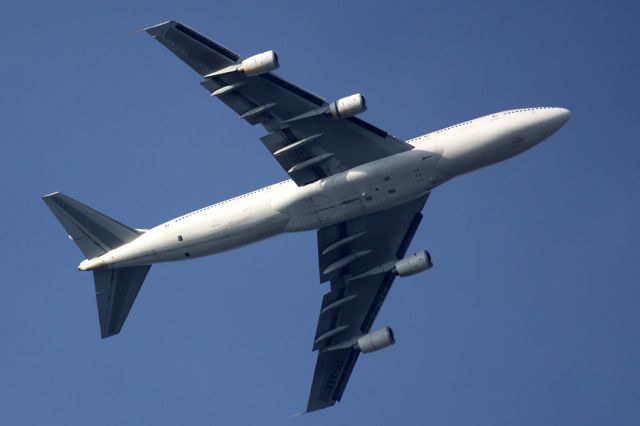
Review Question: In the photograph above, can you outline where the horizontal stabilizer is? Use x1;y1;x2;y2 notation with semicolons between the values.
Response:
94;265;151;338
42;192;142;259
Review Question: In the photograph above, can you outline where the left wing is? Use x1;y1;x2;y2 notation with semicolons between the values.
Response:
307;193;430;412
144;21;413;186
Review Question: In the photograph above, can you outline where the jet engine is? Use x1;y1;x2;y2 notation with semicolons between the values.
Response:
356;327;395;353
241;50;279;76
329;93;367;119
392;250;433;277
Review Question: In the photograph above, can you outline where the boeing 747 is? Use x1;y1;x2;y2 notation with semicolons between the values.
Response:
43;21;570;412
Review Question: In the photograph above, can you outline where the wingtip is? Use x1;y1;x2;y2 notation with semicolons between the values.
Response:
100;328;121;339
137;20;178;36
42;191;61;200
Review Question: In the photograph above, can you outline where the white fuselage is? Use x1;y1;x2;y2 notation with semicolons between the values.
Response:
79;107;570;271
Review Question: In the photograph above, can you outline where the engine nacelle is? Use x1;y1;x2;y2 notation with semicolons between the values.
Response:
329;93;367;119
356;327;395;353
241;50;279;76
393;250;433;277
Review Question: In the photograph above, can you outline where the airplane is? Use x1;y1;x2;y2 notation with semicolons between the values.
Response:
42;21;570;413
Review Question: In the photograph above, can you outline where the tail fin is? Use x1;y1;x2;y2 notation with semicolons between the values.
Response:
42;192;142;259
43;192;150;338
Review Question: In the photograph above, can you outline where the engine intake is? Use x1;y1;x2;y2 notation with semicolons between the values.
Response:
329;93;367;119
241;50;279;76
356;327;395;353
393;250;433;277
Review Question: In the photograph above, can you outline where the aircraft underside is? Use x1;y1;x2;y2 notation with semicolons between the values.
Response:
43;20;570;413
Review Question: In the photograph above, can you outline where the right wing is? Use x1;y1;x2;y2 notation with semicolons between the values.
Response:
144;21;413;186
307;193;430;412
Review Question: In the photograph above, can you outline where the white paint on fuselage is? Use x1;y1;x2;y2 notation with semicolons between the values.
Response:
86;107;569;270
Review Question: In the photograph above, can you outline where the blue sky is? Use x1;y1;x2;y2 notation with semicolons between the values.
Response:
2;0;639;424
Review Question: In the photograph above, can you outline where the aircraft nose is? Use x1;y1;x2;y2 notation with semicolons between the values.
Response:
548;107;571;131
512;107;571;147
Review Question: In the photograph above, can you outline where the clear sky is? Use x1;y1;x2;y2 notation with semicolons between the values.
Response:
2;0;639;425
